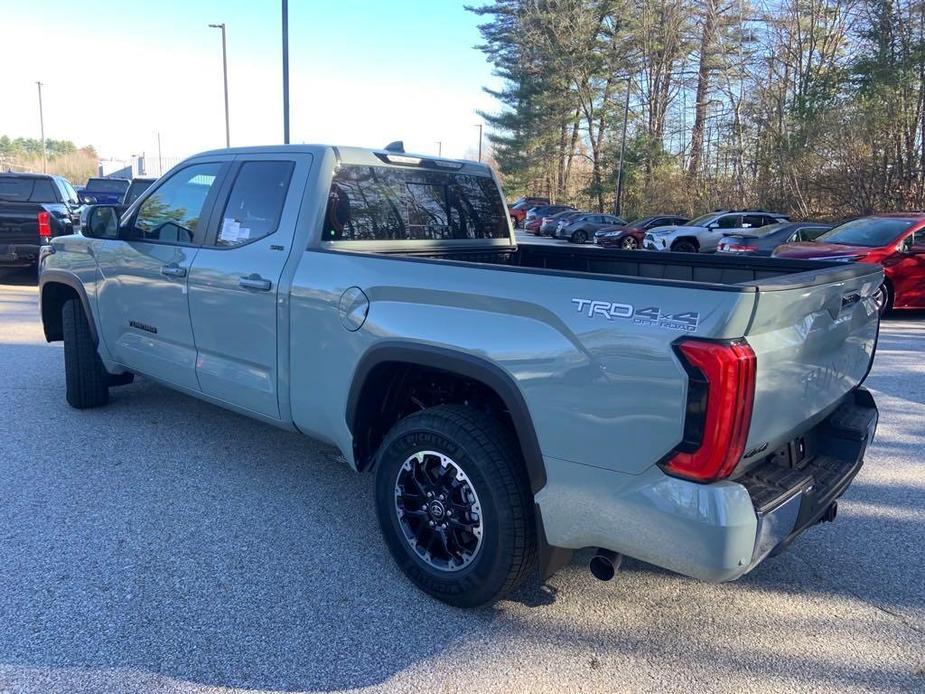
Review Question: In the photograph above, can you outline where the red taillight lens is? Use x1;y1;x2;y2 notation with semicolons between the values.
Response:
662;338;757;483
37;211;52;238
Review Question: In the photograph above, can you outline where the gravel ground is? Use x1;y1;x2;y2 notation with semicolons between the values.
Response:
0;267;923;694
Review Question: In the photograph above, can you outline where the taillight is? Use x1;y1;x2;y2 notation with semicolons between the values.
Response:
37;211;52;238
724;242;756;253
661;338;757;483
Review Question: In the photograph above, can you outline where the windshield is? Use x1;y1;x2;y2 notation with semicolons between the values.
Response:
686;213;721;227
815;217;914;247
86;178;130;194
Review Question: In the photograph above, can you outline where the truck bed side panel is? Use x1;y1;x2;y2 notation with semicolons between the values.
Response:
288;251;756;475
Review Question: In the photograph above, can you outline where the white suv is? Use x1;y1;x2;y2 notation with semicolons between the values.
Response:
644;211;789;253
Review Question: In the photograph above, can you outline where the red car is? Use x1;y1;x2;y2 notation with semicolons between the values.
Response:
507;196;550;228
594;214;689;249
773;213;925;314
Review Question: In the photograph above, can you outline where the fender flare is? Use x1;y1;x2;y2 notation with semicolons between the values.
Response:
39;270;98;345
346;341;547;495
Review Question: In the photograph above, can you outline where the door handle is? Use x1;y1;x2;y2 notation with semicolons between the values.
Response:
239;274;272;291
160;264;187;278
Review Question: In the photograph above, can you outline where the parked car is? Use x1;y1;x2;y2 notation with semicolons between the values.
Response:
123;177;157;206
524;204;574;233
508;196;550;228
554;213;626;243
0;172;82;274
773;214;925;314
717;222;832;256
41;143;880;607
539;210;584;236
595;215;689;249
644;210;790;253
80;177;130;205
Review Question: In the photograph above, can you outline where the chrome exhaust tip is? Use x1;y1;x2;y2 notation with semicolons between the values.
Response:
589;548;622;581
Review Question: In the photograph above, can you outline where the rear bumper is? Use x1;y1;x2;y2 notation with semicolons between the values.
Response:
535;387;878;582
0;243;41;266
741;387;877;566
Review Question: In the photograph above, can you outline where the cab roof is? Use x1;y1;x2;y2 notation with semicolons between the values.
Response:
192;144;493;176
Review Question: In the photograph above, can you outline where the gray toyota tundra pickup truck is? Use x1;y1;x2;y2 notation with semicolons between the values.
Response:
37;145;881;607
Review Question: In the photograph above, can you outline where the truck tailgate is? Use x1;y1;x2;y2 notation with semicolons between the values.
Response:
741;263;882;463
0;202;42;245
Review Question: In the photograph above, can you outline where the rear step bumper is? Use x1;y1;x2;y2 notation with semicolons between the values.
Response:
534;387;878;583
738;387;878;568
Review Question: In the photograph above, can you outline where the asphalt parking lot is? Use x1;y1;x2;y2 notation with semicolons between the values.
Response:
0;266;923;694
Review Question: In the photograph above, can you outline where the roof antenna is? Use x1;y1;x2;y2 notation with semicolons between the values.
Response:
384;141;405;153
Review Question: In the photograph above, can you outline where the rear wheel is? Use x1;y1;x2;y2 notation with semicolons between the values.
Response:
374;404;535;607
572;229;588;244
672;239;698;253
62;299;109;409
873;282;893;316
620;236;638;250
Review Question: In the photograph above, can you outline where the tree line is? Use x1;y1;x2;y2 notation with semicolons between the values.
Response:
470;0;925;221
0;136;99;185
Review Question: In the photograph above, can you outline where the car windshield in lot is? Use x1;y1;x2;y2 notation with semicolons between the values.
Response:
86;179;129;194
686;213;721;227
815;217;915;247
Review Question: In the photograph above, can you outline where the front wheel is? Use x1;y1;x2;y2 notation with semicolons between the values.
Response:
62;299;109;409
620;236;638;250
571;230;588;244
374;404;536;607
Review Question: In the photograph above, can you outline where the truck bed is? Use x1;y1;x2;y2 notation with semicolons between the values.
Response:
375;242;876;291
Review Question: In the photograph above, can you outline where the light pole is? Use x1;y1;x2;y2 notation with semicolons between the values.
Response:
208;23;230;147
36;81;46;173
474;123;483;162
282;0;290;144
434;141;442;157
614;78;631;217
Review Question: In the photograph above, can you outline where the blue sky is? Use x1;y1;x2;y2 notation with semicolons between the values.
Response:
1;0;500;162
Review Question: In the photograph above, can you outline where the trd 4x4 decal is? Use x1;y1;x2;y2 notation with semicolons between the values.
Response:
571;298;700;332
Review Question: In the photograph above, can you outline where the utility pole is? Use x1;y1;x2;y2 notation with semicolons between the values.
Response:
475;123;483;162
282;0;290;144
434;141;442;157
614;78;631;217
36;81;47;173
208;23;230;147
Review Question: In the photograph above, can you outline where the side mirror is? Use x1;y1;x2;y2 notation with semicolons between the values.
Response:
707;223;718;230
80;204;124;239
81;195;97;205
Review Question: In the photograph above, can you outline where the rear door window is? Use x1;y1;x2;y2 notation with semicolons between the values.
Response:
215;161;294;247
324;165;508;241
